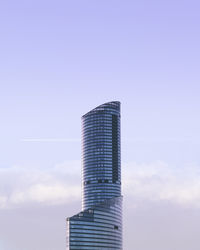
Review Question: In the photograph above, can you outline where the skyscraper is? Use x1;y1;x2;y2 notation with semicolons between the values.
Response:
66;101;122;249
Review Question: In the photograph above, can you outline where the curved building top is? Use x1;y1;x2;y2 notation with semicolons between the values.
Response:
82;101;120;118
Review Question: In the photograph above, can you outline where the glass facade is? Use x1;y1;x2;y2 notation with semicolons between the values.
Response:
67;101;122;249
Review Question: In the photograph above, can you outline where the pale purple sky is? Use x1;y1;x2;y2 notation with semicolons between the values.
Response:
0;0;200;249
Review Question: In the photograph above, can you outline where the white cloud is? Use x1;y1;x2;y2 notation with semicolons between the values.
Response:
123;161;200;207
10;184;80;205
0;161;81;209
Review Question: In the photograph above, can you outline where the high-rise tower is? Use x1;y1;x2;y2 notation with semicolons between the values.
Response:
67;101;122;249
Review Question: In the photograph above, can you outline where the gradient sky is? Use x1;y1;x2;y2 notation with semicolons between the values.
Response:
0;0;200;249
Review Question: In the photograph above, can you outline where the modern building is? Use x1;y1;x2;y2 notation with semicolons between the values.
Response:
66;101;122;249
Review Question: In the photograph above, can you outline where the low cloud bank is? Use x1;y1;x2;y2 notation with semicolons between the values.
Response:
123;161;200;207
1;160;200;209
0;161;81;209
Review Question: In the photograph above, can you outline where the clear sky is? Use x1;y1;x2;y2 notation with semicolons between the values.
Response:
0;0;200;249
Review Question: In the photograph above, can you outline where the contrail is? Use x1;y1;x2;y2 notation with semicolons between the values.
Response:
21;138;81;142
